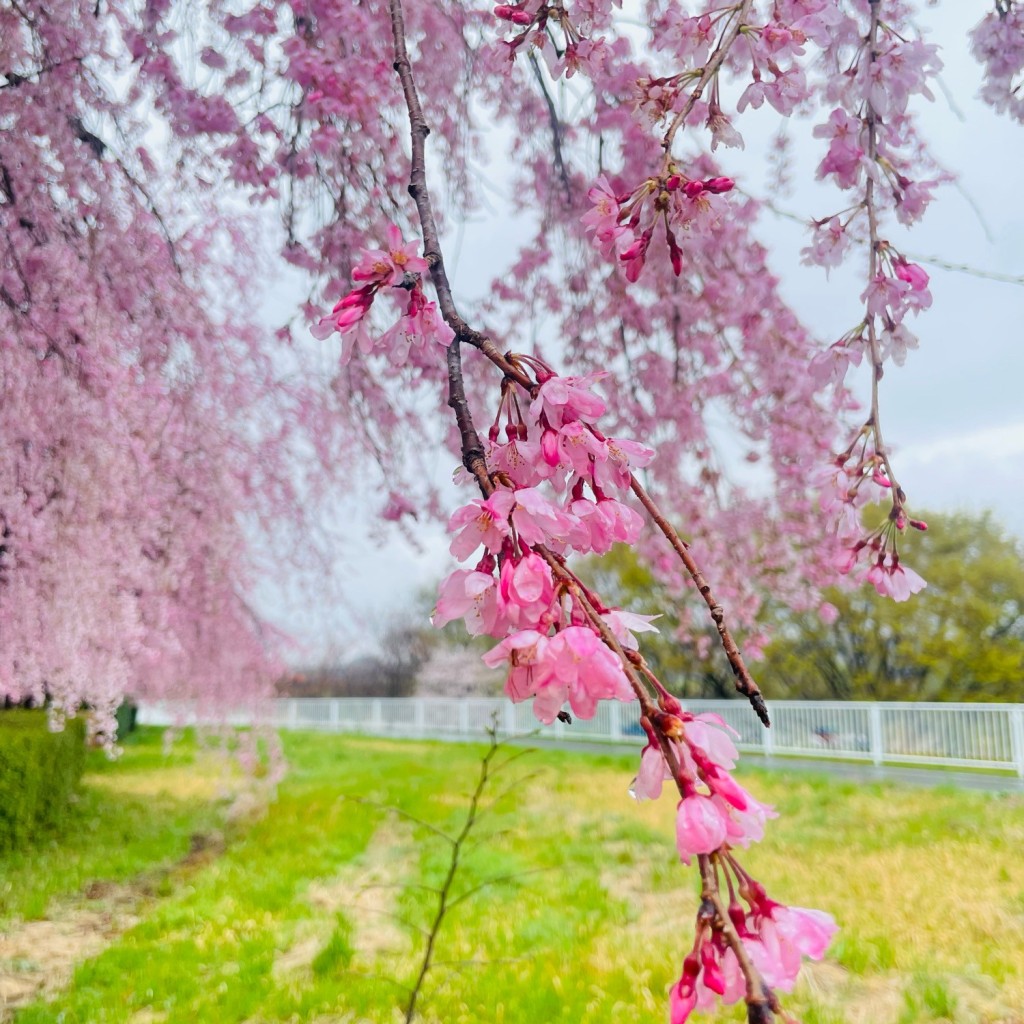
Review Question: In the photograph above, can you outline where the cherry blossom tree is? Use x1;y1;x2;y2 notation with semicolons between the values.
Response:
3;0;1021;1020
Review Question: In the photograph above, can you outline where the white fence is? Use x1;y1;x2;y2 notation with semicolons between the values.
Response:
139;697;1024;777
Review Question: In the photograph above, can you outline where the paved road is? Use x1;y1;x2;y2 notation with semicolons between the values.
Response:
509;737;1024;793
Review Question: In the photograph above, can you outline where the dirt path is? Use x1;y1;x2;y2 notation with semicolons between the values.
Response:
0;825;231;1021
0;881;141;1019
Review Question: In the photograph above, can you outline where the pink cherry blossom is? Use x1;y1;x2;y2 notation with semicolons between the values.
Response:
866;555;927;602
592;436;655;493
893;259;929;292
685;713;739;770
675;794;729;862
631;742;671;801
432;568;499;635
510;487;576;548
352;223;429;286
482;629;549;705
497;553;556;629
447;489;516;560
530;372;608;427
602;609;660;651
544;625;635;719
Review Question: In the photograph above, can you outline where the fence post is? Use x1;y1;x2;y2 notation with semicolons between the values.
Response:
869;704;884;767
762;720;774;760
1010;707;1024;779
287;699;298;731
503;701;516;736
329;699;340;732
459;701;470;736
371;698;383;733
609;702;622;743
414;698;425;736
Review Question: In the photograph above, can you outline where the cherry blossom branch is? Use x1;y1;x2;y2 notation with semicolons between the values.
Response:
378;9;834;1020
388;0;517;488
388;0;488;351
864;0;904;514
661;0;755;159
387;13;767;723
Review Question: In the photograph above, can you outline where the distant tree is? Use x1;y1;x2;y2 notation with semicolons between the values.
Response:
762;510;1024;702
278;612;436;698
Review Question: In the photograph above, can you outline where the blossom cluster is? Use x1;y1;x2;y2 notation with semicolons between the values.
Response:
970;2;1024;124
797;5;943;598
431;353;837;1019
818;436;928;602
632;697;836;1021
583;172;735;282
433;359;657;723
311;224;453;363
491;0;614;77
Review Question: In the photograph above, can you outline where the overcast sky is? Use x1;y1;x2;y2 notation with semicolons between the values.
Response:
259;4;1024;661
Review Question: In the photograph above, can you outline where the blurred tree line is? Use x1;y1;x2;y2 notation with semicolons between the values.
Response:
276;618;435;698
580;510;1024;703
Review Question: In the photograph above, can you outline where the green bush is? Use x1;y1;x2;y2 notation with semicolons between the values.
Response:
0;710;87;852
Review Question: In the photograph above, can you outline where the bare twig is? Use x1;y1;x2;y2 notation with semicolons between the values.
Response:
527;51;573;204
403;724;521;1023
341;794;455;845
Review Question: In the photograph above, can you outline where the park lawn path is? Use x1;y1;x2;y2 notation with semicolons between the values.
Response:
6;732;1024;1024
0;734;256;1021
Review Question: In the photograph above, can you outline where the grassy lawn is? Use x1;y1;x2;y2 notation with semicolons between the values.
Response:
5;728;1024;1024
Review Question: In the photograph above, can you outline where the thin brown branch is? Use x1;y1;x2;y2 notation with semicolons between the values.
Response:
697;854;772;1018
628;475;770;726
527;51;573;204
388;0;534;482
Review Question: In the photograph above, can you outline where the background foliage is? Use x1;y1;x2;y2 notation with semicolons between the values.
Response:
0;711;86;853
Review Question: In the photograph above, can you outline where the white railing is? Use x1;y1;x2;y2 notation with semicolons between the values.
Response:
139;697;1024;777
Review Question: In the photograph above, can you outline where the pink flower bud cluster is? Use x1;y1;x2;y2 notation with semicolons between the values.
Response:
801;8;943;293
582;172;734;282
311;224;453;363
835;532;927;603
434;358;657;724
669;894;837;1023
970;2;1024;125
633;709;776;860
631;698;836;1020
826;492;927;607
492;0;612;78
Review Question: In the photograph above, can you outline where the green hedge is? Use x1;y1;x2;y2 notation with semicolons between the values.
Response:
0;710;87;852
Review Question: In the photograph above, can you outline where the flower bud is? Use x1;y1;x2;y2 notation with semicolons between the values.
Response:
683;179;705;198
704;176;735;193
652;710;685;739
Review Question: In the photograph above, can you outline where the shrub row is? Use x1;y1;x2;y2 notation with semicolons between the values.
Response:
0;710;86;852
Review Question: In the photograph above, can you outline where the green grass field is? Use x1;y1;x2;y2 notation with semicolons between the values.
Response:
3;728;1024;1024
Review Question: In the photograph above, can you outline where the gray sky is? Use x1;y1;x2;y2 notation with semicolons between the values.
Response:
260;4;1024;661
